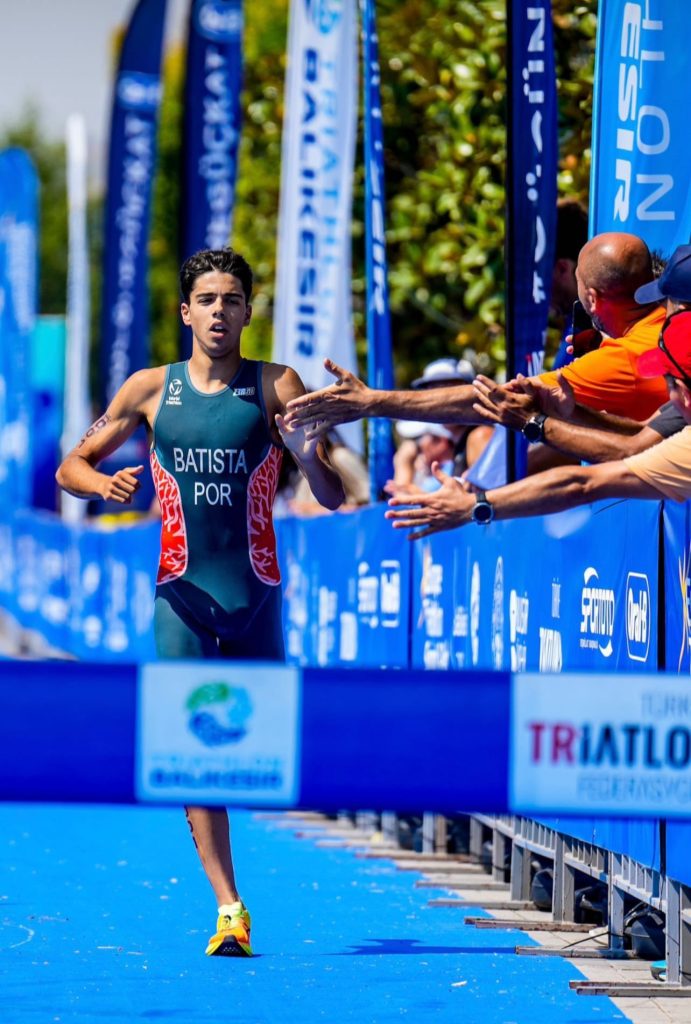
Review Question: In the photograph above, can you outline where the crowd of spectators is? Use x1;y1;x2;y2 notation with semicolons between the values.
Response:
284;231;691;540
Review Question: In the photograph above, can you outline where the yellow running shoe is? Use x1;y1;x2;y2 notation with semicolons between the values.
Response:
205;901;253;957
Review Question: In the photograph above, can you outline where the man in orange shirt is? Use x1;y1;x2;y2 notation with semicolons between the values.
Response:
284;233;668;435
535;232;667;421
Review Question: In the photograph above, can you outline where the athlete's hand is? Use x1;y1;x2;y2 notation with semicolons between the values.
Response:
275;412;322;462
101;465;144;504
284;358;373;434
385;462;475;540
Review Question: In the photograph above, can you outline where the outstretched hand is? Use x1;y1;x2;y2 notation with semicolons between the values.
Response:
472;374;536;429
385;462;475;540
101;464;144;504
515;371;576;420
284;358;372;432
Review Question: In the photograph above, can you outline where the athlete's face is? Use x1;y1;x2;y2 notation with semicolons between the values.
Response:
181;271;252;358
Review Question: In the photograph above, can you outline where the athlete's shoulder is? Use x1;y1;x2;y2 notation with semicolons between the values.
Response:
262;361;303;389
111;365;167;415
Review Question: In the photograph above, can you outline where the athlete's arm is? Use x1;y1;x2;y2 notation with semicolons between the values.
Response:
385;459;663;540
284;358;480;430
265;364;346;511
56;368;164;503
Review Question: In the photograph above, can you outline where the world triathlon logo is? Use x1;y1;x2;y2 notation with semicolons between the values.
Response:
304;0;343;33
196;0;242;42
186;682;252;747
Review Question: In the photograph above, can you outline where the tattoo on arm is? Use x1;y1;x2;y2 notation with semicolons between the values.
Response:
184;807;199;850
77;413;112;448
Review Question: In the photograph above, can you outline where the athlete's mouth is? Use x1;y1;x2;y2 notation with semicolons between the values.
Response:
210;323;227;336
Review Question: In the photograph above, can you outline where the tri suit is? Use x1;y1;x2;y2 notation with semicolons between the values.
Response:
150;358;284;660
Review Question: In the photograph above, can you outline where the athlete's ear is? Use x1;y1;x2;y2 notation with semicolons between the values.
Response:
243;303;252;326
181;302;191;326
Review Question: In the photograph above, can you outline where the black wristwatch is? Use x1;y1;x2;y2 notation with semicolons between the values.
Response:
522;412;547;444
471;490;494;525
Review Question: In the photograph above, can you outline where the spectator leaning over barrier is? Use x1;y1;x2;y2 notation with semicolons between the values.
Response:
284;233;668;440
385;248;691;538
468;244;691;468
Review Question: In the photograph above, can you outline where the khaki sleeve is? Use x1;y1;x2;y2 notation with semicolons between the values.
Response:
623;427;691;503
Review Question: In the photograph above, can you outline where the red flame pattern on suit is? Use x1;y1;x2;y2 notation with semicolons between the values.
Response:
247;445;282;586
150;450;189;584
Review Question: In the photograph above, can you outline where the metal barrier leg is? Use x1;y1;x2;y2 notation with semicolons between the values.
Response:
608;852;626;951
552;833;575;922
380;812;399;847
469;817;485;862
510;830;532;902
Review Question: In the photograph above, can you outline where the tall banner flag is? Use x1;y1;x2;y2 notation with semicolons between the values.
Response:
506;0;557;479
180;0;244;358
0;148;38;509
273;0;361;455
361;0;394;497
62;115;92;524
100;0;167;408
591;2;691;251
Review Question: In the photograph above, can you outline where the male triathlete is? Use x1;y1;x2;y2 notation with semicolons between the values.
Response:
56;248;345;957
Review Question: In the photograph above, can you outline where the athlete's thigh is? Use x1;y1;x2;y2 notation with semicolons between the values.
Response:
154;589;220;660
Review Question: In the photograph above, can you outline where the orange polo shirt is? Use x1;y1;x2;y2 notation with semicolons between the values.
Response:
539;305;668;420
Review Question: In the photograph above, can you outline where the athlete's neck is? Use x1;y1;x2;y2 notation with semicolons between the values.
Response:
187;350;244;393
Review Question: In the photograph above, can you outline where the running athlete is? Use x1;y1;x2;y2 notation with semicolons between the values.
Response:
56;248;345;957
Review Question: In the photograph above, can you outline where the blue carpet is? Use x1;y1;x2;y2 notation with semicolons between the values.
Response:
0;806;630;1024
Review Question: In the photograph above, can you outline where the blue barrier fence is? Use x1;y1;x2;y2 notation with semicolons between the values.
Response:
0;498;688;886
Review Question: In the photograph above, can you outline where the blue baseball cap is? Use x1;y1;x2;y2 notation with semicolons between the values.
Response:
635;244;691;304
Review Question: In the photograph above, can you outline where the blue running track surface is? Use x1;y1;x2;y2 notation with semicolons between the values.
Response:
0;805;630;1024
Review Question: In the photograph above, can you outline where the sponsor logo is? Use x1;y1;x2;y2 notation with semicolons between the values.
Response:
304;0;342;33
233;387;255;397
196;0;243;41
580;566;615;658
510;589;529;672
186;682;252;746
166;378;183;406
491;556;504;669
470;561;480;666
117;72;161;112
539;627;563;672
626;571;650;663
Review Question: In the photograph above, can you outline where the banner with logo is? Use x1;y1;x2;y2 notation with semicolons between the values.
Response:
100;0;167;407
272;0;360;454
361;0;395;495
511;673;691;817
0;147;38;510
180;0;244;357
137;661;301;805
410;499;659;674
506;0;557;481
591;1;691;251
279;503;411;668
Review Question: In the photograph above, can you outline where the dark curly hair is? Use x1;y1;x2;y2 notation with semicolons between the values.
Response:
179;248;253;303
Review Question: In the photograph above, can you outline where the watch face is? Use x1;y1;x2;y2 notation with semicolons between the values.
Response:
523;416;545;443
472;500;493;524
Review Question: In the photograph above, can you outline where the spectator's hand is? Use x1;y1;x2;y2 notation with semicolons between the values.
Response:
518;371;576;420
285;358;373;434
385;462;474;540
101;465;144;504
472;374;535;429
383;479;423;499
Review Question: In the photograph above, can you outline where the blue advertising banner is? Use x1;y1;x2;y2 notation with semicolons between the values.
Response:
278;506;410;669
591;1;691;251
506;0;557;389
180;0;244;358
100;0;167;408
411;500;660;675
360;0;395;497
0;148;38;509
